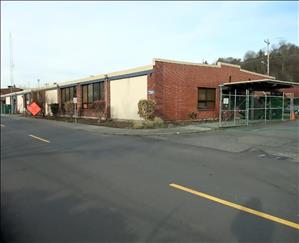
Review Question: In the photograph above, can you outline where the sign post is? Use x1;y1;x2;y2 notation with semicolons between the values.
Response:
73;97;77;123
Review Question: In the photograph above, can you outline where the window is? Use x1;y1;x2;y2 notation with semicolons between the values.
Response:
61;86;77;106
198;88;216;110
82;82;105;109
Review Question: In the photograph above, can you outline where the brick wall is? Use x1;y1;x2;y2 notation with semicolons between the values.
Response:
281;86;299;97
149;61;272;121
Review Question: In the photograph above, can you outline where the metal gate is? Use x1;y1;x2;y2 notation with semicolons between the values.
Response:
219;89;296;127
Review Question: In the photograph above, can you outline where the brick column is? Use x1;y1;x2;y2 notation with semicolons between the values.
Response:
76;84;82;117
104;76;111;119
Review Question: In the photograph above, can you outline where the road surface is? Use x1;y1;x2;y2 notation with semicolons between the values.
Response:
1;115;298;242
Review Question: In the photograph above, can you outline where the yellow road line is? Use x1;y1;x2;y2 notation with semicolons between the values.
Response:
29;134;50;143
170;183;299;230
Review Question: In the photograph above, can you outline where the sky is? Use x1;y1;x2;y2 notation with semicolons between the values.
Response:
1;1;298;88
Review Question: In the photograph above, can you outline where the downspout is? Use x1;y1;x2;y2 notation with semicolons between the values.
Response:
104;74;110;119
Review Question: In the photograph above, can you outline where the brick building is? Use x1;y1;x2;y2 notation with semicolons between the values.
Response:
147;59;277;121
1;58;298;120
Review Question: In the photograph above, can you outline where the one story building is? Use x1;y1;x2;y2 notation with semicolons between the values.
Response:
1;58;298;120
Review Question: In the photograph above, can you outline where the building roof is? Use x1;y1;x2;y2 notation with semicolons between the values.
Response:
0;64;153;97
221;79;299;91
153;58;275;79
0;87;23;95
0;58;286;97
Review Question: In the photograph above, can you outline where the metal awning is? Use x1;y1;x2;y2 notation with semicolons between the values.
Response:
221;79;299;91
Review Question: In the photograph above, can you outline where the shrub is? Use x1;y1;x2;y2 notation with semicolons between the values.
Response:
188;112;198;120
64;101;74;119
50;103;59;118
132;117;165;129
153;117;164;128
132;120;144;129
143;120;154;129
93;100;106;122
138;99;156;120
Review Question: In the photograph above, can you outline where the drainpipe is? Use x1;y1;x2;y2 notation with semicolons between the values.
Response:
104;75;109;120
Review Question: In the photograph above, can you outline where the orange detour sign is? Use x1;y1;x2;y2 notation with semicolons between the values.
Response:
27;102;41;116
291;111;295;121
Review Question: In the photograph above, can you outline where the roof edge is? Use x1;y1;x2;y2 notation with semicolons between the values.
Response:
153;58;220;68
153;58;275;79
222;79;299;86
57;64;153;87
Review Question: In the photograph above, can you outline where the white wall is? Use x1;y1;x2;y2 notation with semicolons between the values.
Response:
16;95;24;113
5;96;11;105
45;89;58;116
110;75;147;120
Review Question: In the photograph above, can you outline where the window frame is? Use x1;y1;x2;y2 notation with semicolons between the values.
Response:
82;81;105;109
197;87;216;110
61;86;77;109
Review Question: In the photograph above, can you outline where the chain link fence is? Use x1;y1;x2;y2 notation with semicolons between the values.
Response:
219;91;296;127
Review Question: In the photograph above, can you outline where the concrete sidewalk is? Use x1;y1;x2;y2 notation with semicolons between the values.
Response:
44;119;213;136
2;115;212;135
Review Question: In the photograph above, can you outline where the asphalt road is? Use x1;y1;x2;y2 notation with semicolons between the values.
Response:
1;115;298;243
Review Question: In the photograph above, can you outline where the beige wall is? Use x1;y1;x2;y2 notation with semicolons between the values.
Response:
110;75;147;120
5;97;11;105
45;89;58;115
16;95;24;113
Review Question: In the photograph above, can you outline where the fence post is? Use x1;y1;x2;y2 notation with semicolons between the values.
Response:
264;92;267;124
250;91;255;120
219;85;223;127
234;89;237;126
269;95;272;121
245;89;249;126
281;92;284;121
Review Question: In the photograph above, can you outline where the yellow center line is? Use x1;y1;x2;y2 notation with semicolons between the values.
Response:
29;134;50;143
170;183;299;230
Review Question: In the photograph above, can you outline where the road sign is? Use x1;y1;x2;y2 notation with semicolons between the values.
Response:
27;102;41;116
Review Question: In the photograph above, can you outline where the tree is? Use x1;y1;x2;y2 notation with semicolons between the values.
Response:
217;57;242;65
93;100;106;123
64;101;74;120
217;42;299;83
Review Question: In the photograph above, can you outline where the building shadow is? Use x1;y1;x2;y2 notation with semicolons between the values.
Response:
231;197;274;243
1;188;137;243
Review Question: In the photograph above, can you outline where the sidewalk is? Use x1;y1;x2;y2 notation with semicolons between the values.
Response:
3;114;213;135
50;120;213;136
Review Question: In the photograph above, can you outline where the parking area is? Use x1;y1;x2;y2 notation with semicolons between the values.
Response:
1;115;298;242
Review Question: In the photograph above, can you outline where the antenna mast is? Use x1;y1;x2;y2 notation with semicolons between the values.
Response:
9;32;14;89
9;32;15;114
264;39;270;76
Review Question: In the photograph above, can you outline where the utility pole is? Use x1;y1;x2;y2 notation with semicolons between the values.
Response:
264;39;270;76
9;32;14;114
